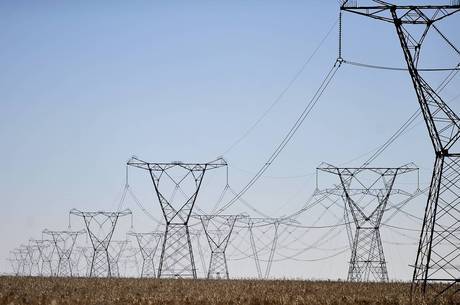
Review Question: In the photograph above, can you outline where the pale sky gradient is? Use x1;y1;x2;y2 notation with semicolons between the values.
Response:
0;1;459;280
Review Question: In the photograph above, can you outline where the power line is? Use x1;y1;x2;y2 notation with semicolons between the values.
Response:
221;17;339;156
216;59;342;215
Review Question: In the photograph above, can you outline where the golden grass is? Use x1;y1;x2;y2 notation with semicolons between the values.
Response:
0;276;457;305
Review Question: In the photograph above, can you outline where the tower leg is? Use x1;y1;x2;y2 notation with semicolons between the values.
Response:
141;257;156;278
412;155;460;297
208;252;228;279
158;224;196;278
90;249;111;277
348;228;388;282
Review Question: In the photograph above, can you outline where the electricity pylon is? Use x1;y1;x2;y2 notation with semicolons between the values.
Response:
108;240;129;277
341;0;460;297
43;229;84;277
75;246;93;277
70;209;132;277
32;239;54;276
128;231;163;278
127;157;227;279
25;243;41;276
242;217;296;279
318;163;418;282
7;257;20;276
199;214;242;279
119;246;141;277
11;248;30;276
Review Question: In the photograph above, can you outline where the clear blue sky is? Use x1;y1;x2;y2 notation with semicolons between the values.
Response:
0;1;459;279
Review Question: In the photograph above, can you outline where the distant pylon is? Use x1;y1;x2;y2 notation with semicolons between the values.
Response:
32;239;54;276
128;231;162;278
199;214;242;279
12;248;30;276
108;240;129;277
25;242;41;276
69;209;132;277
75;246;93;277
43;229;84;277
127;157;227;278
318;163;418;282
243;217;296;279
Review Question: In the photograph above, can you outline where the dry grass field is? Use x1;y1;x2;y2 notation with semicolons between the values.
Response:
0;276;458;305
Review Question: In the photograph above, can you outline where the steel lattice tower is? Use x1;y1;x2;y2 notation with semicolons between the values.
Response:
199;215;241;279
127;157;227;279
128;231;163;278
341;0;460;297
12;248;30;276
70;209;132;277
318;163;418;282
108;240;129;277
75;246;93;277
242;217;296;279
32;239;55;276
43;229;84;277
25;243;41;276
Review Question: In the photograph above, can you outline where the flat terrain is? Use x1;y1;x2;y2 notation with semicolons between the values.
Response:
0;276;456;305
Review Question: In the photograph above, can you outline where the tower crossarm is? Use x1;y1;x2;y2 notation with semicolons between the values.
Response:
340;3;460;153
127;157;227;224
341;1;460;24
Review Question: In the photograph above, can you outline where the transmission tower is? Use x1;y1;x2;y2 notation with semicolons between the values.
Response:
128;231;163;278
341;0;460;297
127;157;227;279
318;163;418;282
11;248;29;276
43;229;84;277
7;257;20;276
75;246;93;277
119;246;141;277
24;243;41;276
32;239;54;276
70;209;132;277
241;217;296;279
108;240;129;277
199;214;242;279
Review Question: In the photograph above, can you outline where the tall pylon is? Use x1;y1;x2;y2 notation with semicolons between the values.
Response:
128;231;163;278
341;0;460;298
69;209;132;277
127;157;227;279
199;214;242;279
43;229;85;277
318;163;418;282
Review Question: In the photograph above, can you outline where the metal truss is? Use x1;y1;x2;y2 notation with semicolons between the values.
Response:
43;229;84;277
241;217;296;279
341;0;460;299
127;157;227;279
10;248;30;276
119;246;141;277
31;239;54;276
7;257;20;276
70;209;132;277
199;214;242;279
108;240;129;277
25;243;41;276
75;246;92;277
318;163;418;282
128;231;163;278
